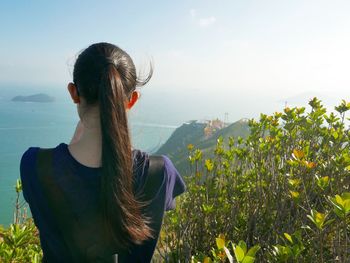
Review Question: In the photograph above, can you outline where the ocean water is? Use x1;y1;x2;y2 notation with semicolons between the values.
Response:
0;87;180;226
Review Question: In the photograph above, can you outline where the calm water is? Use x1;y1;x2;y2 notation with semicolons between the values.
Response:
0;87;181;226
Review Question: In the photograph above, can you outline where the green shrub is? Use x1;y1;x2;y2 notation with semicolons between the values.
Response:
0;220;42;262
0;180;42;262
158;98;350;262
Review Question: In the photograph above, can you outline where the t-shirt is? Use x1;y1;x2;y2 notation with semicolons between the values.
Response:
20;142;186;262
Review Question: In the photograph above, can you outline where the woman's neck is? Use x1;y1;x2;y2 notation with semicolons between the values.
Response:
69;109;103;168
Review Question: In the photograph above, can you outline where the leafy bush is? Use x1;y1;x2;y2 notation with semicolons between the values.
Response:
0;180;42;262
157;98;350;262
0;221;42;262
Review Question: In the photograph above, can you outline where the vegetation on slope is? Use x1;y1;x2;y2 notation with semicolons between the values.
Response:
157;98;350;262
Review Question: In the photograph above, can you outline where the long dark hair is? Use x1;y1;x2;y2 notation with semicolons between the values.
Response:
73;42;153;250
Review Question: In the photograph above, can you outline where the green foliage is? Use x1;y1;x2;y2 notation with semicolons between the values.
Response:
191;236;260;263
158;98;350;262
329;192;350;219
272;231;305;263
0;221;42;262
307;209;333;231
0;179;42;262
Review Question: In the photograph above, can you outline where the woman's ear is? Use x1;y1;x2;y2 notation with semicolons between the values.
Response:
67;82;80;104
126;91;140;109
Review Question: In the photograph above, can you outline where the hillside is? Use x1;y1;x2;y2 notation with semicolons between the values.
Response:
156;118;250;175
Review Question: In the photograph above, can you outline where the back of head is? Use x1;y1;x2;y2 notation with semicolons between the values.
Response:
73;42;153;251
73;42;141;104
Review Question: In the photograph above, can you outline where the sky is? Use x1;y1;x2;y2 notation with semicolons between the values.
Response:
1;0;349;121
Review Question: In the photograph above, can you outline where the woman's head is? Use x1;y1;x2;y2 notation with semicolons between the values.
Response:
68;42;153;251
69;42;146;120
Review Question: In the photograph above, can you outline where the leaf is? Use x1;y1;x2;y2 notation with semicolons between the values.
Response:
322;176;329;183
290;191;300;200
344;200;350;214
333;207;344;218
202;204;214;213
234;245;245;262
287;159;299;167
307;209;326;230
323;218;335;227
242;256;255;263
315;211;325;225
288;179;301;187
15;179;22;193
187;144;194;151
246;245;260;257
216;237;225;250
218;233;226;240
330;193;350;217
316;176;329;189
205;159;214;172
238;240;247;254
284;233;293;244
335;195;344;207
305;161;316;169
203;257;212;263
332;131;339;140
293;149;305;160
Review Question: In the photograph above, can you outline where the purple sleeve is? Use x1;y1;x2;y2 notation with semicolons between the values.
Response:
19;147;74;260
20;147;36;204
162;155;186;211
19;147;46;228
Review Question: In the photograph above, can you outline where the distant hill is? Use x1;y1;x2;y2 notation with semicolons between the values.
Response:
12;93;55;102
156;119;251;175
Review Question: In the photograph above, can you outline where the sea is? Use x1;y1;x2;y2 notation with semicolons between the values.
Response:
0;86;187;227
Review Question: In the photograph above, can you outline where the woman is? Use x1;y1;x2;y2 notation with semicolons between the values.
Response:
20;42;186;262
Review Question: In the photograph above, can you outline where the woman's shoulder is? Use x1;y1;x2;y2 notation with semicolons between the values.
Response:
20;143;63;169
133;150;186;211
20;144;65;200
20;146;40;174
133;150;184;180
20;146;43;204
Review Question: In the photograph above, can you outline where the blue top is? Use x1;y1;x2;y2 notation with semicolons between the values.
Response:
20;142;186;262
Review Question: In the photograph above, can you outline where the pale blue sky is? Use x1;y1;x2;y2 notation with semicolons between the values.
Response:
1;0;349;118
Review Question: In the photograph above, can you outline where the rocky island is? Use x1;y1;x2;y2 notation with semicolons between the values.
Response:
12;93;55;103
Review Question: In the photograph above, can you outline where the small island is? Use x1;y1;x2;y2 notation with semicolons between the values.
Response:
12;93;55;103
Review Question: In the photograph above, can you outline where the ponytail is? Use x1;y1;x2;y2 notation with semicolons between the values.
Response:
98;63;153;250
72;42;154;251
